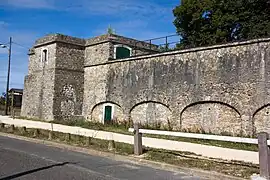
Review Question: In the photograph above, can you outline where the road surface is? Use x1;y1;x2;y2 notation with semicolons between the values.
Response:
0;135;202;180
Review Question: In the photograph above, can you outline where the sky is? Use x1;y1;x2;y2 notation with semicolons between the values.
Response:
0;0;180;94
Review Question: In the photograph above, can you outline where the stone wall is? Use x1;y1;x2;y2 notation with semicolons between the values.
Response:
85;42;111;66
21;43;57;120
21;69;55;120
83;38;270;136
22;32;270;136
130;102;172;128
53;42;85;120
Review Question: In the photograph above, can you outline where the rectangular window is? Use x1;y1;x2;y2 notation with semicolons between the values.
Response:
42;49;48;62
116;47;131;59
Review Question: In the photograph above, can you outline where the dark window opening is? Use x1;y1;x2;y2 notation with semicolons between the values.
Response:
42;49;48;62
116;46;131;59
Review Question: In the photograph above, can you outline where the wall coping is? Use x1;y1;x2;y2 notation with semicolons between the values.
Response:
34;33;86;47
85;34;159;51
33;33;159;51
84;37;270;68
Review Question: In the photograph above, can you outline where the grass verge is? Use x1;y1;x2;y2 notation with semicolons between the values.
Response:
0;124;259;179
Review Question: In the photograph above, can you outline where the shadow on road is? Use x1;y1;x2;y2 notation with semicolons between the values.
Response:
0;162;74;180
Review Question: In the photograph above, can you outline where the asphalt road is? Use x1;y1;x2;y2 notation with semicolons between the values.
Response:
0;135;202;180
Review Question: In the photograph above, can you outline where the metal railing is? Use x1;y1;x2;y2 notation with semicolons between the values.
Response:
127;33;270;59
131;34;181;58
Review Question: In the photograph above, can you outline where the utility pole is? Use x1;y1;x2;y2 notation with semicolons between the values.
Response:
4;37;12;115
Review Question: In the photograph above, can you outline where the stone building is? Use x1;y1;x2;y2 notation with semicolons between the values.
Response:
21;33;270;136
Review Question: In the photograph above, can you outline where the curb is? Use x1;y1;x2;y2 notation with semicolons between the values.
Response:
0;132;245;180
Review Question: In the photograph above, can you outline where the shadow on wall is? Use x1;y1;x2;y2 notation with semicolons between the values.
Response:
253;104;270;135
130;101;173;130
180;101;242;136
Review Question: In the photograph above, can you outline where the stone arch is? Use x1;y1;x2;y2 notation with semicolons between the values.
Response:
253;104;270;134
91;101;124;124
180;101;242;136
130;101;172;128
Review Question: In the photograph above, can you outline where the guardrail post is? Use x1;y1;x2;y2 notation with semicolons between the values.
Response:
48;131;53;140
21;126;26;134
65;133;71;142
86;136;91;146
0;123;5;129
10;124;15;132
33;129;39;137
134;123;143;155
258;132;270;179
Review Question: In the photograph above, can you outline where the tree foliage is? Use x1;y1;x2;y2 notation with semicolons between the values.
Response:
173;0;270;48
0;93;5;105
107;25;116;35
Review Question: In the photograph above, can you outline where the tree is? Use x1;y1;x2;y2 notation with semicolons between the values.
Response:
173;0;270;48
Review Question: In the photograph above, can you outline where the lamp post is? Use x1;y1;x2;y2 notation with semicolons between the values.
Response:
0;37;12;115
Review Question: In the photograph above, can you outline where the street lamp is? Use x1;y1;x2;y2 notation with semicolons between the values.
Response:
0;37;12;115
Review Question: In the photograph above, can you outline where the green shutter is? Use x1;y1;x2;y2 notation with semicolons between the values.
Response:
104;106;112;122
116;47;131;59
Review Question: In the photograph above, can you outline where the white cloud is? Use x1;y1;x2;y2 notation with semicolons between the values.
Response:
63;0;173;21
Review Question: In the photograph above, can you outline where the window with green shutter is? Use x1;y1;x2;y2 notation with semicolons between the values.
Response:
115;46;131;59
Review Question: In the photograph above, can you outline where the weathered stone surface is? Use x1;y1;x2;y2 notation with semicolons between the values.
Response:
181;102;242;135
131;102;172;128
85;43;111;66
21;33;270;136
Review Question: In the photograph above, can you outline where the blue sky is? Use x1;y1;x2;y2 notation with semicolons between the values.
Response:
0;0;180;94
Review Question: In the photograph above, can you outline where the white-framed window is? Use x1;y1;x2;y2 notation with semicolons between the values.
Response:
41;48;48;64
114;44;132;59
102;103;114;124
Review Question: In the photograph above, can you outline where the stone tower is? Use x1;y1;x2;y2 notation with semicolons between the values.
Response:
21;34;85;120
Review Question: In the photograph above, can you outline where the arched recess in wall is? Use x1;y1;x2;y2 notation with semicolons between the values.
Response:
180;101;242;136
130;101;172;128
91;101;124;124
253;104;270;134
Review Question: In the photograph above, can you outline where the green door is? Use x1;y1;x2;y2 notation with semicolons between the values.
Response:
116;47;131;59
104;106;112;122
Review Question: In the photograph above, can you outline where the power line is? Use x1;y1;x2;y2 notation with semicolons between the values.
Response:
12;41;31;50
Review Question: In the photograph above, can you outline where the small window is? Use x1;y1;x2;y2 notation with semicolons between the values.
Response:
114;45;132;59
42;49;48;63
